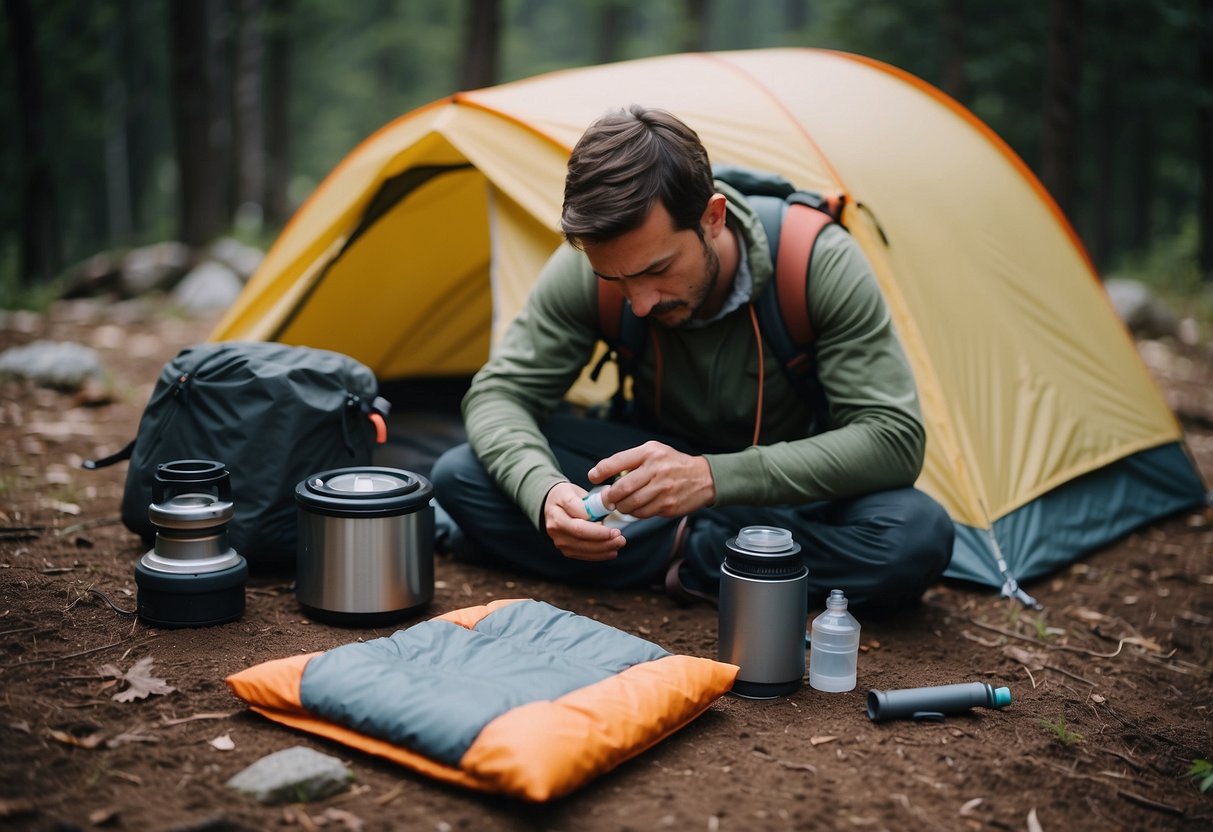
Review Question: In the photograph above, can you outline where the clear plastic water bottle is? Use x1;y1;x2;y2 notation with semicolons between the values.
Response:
808;589;861;692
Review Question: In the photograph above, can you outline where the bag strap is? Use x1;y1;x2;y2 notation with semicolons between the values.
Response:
82;438;136;470
757;196;838;386
593;280;648;418
592;186;844;414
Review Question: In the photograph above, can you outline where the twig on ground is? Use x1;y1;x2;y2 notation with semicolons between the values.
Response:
970;619;1130;659
56;516;123;537
1099;748;1144;771
1139;653;1204;676
1043;663;1097;687
86;588;137;616
0;638;135;670
0;529;43;541
1117;789;1185;817
373;784;406;806
0;625;38;638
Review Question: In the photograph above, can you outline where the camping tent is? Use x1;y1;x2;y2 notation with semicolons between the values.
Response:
212;48;1207;599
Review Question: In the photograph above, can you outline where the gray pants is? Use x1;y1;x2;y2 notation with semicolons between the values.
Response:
430;414;954;611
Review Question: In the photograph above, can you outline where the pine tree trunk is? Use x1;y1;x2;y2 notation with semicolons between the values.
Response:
5;0;58;286
683;0;709;52
595;1;628;65
460;0;500;91
1198;0;1213;280
1040;0;1083;221
263;0;292;228
233;0;265;230
783;0;809;32
169;0;231;248
940;0;968;104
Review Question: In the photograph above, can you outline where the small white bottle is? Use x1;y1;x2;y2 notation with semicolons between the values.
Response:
583;486;638;529
808;589;861;692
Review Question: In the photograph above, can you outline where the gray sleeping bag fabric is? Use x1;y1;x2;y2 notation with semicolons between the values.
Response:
299;600;671;766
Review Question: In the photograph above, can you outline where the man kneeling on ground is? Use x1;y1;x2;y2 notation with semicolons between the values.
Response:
432;104;953;610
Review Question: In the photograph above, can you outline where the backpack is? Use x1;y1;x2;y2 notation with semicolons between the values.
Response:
592;164;845;423
86;342;390;569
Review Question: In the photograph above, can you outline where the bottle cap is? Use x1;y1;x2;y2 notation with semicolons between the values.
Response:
992;686;1012;708
736;526;795;552
583;489;610;522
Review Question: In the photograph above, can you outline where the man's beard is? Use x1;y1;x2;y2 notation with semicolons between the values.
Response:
650;238;720;328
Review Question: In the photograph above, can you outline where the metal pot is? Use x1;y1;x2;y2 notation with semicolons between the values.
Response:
294;466;434;626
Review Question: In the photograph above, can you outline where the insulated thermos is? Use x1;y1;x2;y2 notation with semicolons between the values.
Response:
718;526;808;698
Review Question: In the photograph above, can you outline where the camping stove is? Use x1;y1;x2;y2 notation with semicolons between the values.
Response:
134;459;248;628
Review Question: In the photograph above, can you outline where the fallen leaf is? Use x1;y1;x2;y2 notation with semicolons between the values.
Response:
105;730;161;749
1002;645;1046;670
810;735;837;746
0;798;36;818
961;629;1002;648
88;806;119;825
1090;694;1107;704
1072;607;1113;625
1027;807;1043;832
160;711;234;726
47;728;106;749
317;807;365;831
959;797;983;816
209;733;235;751
101;657;175;702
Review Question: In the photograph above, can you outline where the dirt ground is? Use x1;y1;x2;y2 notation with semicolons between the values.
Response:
1;298;1211;832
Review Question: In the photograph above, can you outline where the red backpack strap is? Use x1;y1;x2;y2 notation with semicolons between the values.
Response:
597;278;626;349
774;200;835;362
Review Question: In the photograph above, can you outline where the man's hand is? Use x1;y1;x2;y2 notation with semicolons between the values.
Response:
542;481;627;561
589;441;716;519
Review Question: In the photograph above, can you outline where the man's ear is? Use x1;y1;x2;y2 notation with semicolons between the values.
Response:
702;193;728;238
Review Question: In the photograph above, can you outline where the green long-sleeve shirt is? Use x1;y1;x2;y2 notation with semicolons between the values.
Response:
462;182;925;529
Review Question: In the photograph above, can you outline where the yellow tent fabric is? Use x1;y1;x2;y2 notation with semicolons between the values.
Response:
212;48;1205;593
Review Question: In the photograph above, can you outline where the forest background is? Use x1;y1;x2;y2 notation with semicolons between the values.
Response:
2;0;1212;316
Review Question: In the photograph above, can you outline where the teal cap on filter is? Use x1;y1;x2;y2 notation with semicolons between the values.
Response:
992;686;1012;708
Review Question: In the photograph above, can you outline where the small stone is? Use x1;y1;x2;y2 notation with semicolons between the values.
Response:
225;746;353;804
0;340;105;391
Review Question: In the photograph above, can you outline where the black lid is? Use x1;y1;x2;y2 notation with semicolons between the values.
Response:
295;466;433;517
724;526;805;580
154;459;230;503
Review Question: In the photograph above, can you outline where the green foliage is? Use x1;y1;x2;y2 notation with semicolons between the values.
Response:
1023;613;1062;643
1187;759;1213;793
1039;711;1084;747
1116;217;1213;341
2;0;1208;291
0;242;63;312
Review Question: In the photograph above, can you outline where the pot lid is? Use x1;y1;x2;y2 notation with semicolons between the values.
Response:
296;466;432;516
321;470;415;497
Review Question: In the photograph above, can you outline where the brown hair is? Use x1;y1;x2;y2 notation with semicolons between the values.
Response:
560;105;715;248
